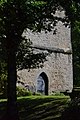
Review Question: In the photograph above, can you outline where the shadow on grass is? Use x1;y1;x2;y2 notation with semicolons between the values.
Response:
17;96;69;120
0;101;7;120
1;96;80;120
0;96;69;120
61;97;80;120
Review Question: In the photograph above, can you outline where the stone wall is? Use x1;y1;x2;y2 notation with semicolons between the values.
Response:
17;10;73;94
17;52;73;94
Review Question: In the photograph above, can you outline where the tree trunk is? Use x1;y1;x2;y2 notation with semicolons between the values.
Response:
6;49;19;120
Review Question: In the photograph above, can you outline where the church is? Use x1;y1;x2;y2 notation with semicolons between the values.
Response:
17;10;73;95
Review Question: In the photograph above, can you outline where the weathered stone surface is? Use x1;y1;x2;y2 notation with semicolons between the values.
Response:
17;10;73;94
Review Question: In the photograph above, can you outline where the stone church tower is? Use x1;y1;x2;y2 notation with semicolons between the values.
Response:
17;10;73;95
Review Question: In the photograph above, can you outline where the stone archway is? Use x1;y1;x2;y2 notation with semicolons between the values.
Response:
37;72;48;95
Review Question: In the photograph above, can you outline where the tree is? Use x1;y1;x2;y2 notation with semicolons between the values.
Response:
0;1;47;120
65;0;80;87
0;60;7;98
1;0;60;119
0;0;80;120
57;0;80;87
72;21;80;87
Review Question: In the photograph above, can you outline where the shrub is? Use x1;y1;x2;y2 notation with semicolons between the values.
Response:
17;87;32;97
51;91;65;96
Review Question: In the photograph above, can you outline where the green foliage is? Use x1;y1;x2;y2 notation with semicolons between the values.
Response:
16;39;47;70
0;61;7;99
17;87;32;97
0;0;80;93
0;0;74;72
33;92;42;96
72;21;80;86
51;91;65;96
0;0;7;5
27;0;46;7
67;0;80;87
0;0;80;119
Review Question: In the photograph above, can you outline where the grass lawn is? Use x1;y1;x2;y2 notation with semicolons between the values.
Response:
0;95;70;120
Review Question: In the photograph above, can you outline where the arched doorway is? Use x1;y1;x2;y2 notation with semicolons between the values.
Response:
37;72;48;95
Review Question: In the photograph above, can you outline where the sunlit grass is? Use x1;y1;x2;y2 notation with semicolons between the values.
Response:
17;95;70;100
